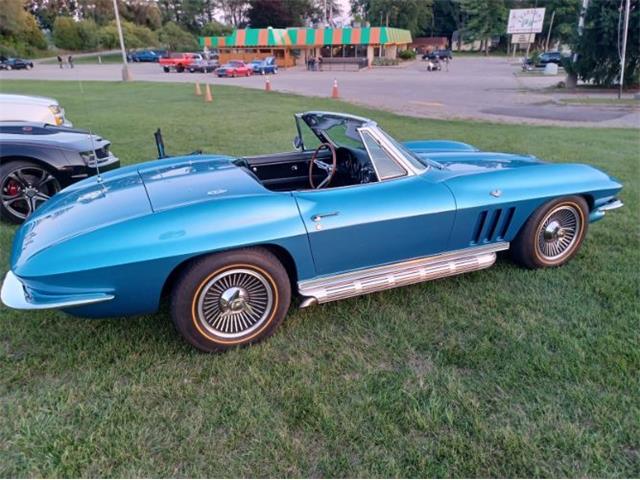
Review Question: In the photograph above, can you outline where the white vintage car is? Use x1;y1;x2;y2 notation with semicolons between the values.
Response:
0;94;72;127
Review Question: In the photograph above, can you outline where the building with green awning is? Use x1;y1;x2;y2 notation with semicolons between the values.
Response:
199;27;412;68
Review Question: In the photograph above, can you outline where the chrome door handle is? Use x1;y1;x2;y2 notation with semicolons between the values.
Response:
311;212;339;222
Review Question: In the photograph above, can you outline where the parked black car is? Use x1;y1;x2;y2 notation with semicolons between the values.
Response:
422;49;453;61
0;56;34;70
523;51;566;69
0;123;120;223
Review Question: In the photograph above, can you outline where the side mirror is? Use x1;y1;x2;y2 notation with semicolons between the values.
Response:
293;135;303;150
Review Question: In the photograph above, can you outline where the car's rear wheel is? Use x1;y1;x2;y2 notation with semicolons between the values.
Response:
163;66;170;73
171;248;291;352
512;196;588;269
0;160;61;224
176;65;184;73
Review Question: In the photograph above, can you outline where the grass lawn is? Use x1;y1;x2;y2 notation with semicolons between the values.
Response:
558;97;640;106
0;80;638;478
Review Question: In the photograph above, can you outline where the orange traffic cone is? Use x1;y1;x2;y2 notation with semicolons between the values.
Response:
204;83;212;102
265;76;272;92
195;81;202;96
331;79;339;99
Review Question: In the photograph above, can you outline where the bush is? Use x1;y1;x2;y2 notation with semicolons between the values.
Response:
158;22;198;51
398;49;416;60
77;19;99;50
99;21;158;49
52;17;82;50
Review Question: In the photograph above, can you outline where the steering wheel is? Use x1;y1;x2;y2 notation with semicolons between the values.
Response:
309;142;337;189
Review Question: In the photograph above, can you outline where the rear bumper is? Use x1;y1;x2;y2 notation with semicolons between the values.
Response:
1;271;114;310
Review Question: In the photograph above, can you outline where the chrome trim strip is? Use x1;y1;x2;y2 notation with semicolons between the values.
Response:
298;242;509;306
598;199;623;212
0;271;114;310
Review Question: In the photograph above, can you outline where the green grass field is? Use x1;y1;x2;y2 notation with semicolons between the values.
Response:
0;80;638;477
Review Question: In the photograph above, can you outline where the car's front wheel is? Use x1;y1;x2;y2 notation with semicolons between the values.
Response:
163;66;170;73
171;248;291;352
512;196;589;269
0;160;61;224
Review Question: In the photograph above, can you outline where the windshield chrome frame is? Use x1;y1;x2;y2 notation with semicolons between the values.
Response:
295;111;429;179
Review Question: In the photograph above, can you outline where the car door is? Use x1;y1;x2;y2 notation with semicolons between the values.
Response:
294;177;456;276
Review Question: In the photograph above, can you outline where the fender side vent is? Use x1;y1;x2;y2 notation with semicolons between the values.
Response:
498;207;515;239
472;210;488;244
472;207;515;244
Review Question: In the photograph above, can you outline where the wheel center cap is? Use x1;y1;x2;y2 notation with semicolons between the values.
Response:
24;187;37;198
544;221;564;241
220;287;249;313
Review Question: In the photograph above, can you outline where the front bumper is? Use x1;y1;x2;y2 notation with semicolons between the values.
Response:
67;153;120;181
589;197;624;222
1;271;114;310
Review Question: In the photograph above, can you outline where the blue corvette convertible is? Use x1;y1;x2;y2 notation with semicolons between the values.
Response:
1;112;623;352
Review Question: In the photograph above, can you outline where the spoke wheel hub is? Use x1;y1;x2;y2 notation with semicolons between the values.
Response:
537;205;580;261
197;268;273;339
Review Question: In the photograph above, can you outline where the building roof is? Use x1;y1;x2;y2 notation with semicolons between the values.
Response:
200;27;412;48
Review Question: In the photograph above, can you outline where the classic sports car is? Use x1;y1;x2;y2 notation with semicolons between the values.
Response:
249;56;278;75
0;122;119;223
1;112;623;352
216;60;252;77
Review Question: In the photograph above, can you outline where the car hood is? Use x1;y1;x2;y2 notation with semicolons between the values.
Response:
0;128;107;150
417;151;545;178
0;93;57;106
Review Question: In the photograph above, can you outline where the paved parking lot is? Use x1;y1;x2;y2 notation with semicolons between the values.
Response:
2;56;638;127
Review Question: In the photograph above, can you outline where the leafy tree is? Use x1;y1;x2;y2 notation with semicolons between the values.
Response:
52;16;82;49
461;0;507;54
201;20;233;37
158;21;198;50
97;19;158;48
350;0;433;36
26;0;78;31
217;0;250;26
77;0;114;25
568;0;639;87
0;0;47;54
121;0;163;30
539;0;580;46
247;0;314;28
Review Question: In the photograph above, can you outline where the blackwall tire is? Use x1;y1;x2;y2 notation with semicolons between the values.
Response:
171;248;291;352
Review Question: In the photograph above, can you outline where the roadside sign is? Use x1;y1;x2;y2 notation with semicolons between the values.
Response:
507;8;546;34
512;33;535;44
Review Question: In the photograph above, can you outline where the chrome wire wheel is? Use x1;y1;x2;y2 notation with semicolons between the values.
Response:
536;205;581;261
196;268;274;339
1;165;60;220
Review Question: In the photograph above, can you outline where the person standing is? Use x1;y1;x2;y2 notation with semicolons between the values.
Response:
68;55;74;69
57;55;63;69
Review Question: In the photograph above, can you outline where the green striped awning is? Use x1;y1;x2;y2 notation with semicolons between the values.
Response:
200;27;411;48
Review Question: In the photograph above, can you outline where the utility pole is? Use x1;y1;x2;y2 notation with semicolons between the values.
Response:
112;0;131;81
568;0;589;88
545;10;555;51
619;0;631;99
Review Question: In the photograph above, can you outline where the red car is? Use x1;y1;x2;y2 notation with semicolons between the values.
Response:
215;60;252;77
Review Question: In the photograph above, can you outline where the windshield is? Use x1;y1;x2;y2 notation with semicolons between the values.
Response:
376;128;437;170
